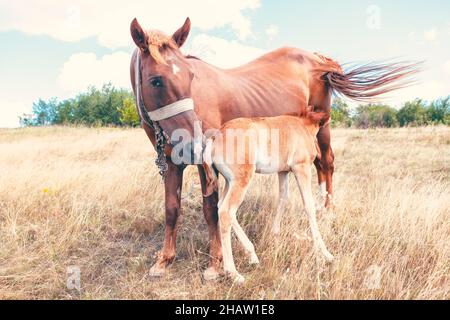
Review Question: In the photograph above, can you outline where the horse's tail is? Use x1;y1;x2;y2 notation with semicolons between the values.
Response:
322;60;422;102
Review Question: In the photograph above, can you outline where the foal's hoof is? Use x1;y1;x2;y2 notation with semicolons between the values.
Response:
149;264;166;278
225;271;245;284
248;252;260;265
324;253;335;264
233;273;246;285
203;266;221;281
271;224;281;236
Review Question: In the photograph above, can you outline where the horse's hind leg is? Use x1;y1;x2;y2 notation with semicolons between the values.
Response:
314;157;326;208
292;164;334;262
272;172;289;235
316;125;335;209
311;87;334;209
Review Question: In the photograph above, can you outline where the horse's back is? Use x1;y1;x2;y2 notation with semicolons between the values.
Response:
229;47;324;71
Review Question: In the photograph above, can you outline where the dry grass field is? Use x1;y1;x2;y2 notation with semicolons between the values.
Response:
0;126;449;300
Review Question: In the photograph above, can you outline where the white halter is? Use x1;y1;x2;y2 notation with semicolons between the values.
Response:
134;50;194;122
147;98;194;121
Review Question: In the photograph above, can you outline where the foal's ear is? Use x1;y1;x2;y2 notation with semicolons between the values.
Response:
172;17;191;48
130;18;148;51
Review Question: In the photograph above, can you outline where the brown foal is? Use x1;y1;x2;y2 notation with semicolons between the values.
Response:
203;109;333;282
129;17;420;280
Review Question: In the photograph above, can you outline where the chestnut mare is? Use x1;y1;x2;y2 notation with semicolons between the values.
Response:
129;17;419;280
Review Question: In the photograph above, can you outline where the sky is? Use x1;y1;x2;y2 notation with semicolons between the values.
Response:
0;0;449;127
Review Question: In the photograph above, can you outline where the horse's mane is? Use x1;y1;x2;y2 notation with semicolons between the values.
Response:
145;30;202;64
145;30;177;65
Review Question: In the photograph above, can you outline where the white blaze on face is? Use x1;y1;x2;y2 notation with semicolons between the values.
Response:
172;63;180;75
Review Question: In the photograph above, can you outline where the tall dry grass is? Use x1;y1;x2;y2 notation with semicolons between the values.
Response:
0;126;448;299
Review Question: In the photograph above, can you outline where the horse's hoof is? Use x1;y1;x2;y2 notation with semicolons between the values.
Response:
149;264;166;278
203;266;221;281
248;252;260;265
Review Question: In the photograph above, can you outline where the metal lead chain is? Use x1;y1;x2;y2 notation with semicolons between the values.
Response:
154;124;169;179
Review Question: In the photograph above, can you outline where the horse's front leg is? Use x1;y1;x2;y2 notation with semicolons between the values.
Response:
198;165;223;281
149;159;184;277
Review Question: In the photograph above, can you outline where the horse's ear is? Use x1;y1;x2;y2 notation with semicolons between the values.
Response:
172;17;191;48
130;18;148;51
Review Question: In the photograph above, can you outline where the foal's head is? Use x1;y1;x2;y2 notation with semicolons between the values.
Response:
131;18;202;163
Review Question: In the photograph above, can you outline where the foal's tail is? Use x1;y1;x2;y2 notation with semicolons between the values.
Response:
322;60;422;102
202;138;218;197
306;107;331;127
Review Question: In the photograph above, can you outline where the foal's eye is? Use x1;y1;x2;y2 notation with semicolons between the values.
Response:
150;77;163;88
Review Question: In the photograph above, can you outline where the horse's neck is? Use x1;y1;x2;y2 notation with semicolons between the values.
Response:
189;59;239;115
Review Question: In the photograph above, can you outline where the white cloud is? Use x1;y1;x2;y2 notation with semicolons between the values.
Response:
0;96;32;128
445;61;450;75
57;51;131;95
186;34;266;69
0;0;261;48
57;33;267;95
407;31;416;40
424;27;438;42
265;24;279;38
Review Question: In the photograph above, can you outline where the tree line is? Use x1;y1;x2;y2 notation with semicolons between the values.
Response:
20;84;140;127
331;96;450;128
21;84;449;128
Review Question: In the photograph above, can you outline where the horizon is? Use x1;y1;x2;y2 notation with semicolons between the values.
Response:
1;0;449;128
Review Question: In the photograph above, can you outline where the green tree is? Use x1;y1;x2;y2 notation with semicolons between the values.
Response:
331;98;352;127
31;98;58;126
54;99;75;124
397;99;428;127
427;96;449;125
118;97;140;127
353;104;398;128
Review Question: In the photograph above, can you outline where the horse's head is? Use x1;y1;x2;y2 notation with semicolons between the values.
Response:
131;17;202;164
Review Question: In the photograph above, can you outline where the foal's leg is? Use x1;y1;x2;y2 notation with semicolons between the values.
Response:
218;180;229;209
316;124;335;209
292;164;334;262
198;165;223;281
149;160;184;277
219;170;255;283
218;178;258;264
232;217;259;265
272;172;289;235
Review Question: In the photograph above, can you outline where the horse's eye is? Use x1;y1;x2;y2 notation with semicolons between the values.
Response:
150;77;163;88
